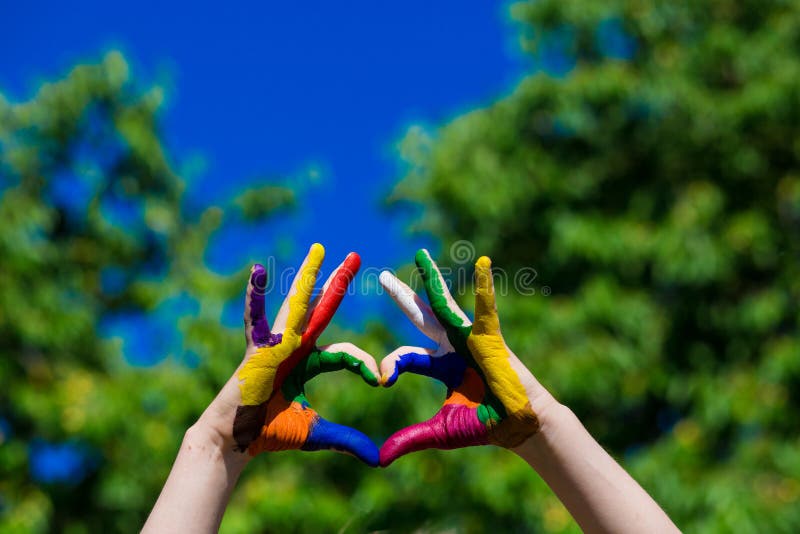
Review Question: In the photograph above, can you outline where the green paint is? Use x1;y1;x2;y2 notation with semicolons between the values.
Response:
293;391;310;406
305;349;379;386
414;250;472;352
280;348;378;403
477;403;500;426
281;366;305;402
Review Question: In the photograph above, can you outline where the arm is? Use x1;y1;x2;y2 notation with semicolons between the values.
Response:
378;250;678;533
142;400;249;534
143;244;380;533
515;402;677;534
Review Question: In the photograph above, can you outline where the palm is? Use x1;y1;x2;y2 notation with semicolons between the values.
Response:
378;250;539;467
232;244;381;466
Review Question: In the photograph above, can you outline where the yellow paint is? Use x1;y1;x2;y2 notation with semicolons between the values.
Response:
471;256;501;336
284;243;325;335
238;244;324;406
467;256;531;415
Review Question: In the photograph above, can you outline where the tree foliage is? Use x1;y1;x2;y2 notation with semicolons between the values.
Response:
392;1;800;531
3;1;800;531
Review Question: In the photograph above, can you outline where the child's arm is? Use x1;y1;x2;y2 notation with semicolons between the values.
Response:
143;244;379;533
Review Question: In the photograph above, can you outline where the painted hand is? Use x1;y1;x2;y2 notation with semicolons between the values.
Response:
377;250;543;467
232;243;381;466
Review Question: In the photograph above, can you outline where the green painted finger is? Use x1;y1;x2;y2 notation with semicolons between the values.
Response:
414;249;472;345
304;343;380;386
414;250;463;326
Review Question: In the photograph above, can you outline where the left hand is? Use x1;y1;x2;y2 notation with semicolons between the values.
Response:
199;243;381;466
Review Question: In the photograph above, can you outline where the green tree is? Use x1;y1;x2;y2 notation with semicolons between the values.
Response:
0;52;298;531
0;51;515;534
392;0;800;531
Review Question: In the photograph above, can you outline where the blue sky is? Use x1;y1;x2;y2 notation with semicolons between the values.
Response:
1;0;527;261
3;2;637;481
2;1;530;361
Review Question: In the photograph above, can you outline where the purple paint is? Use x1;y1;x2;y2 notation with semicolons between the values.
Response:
248;264;272;346
379;403;489;467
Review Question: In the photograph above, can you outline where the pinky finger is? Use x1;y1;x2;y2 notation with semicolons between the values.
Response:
378;403;489;467
303;416;380;467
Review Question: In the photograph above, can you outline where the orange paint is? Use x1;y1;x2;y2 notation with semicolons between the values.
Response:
444;367;485;409
247;398;316;455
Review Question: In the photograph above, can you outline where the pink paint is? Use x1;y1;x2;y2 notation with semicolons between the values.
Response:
379;403;489;467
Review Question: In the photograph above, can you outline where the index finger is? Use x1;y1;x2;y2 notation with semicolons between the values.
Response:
378;270;447;345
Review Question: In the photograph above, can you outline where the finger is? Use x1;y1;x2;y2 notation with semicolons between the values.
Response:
303;255;348;322
414;249;471;334
302;252;361;343
246;398;314;454
273;243;325;334
379;346;466;389
302;415;380;467
378;404;489;467
472;256;501;337
466;258;531;418
244;263;273;347
379;270;447;344
305;343;380;386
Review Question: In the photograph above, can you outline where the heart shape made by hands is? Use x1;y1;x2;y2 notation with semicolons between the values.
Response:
231;245;541;469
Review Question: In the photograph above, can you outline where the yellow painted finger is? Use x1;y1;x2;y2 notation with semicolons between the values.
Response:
467;257;530;416
472;256;501;337
284;243;325;335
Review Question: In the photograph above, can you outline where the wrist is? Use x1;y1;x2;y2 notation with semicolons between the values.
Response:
186;418;251;471
512;400;572;464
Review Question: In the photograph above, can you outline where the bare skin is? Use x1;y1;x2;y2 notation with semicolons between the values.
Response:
144;249;679;534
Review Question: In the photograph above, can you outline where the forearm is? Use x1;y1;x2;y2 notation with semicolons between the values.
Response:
143;422;249;534
515;403;678;534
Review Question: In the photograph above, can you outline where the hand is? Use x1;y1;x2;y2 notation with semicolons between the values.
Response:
200;243;381;466
377;249;556;467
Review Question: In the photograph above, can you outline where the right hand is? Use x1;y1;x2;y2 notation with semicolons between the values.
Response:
377;250;557;467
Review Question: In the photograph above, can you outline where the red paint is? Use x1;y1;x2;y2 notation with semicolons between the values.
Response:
273;252;361;392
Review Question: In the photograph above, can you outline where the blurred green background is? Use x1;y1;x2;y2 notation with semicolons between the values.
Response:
2;1;800;532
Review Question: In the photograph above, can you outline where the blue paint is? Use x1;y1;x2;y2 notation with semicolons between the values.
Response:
303;415;379;467
387;351;466;389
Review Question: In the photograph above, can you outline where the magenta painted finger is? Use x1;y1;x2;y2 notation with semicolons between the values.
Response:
378;404;489;467
246;264;276;346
